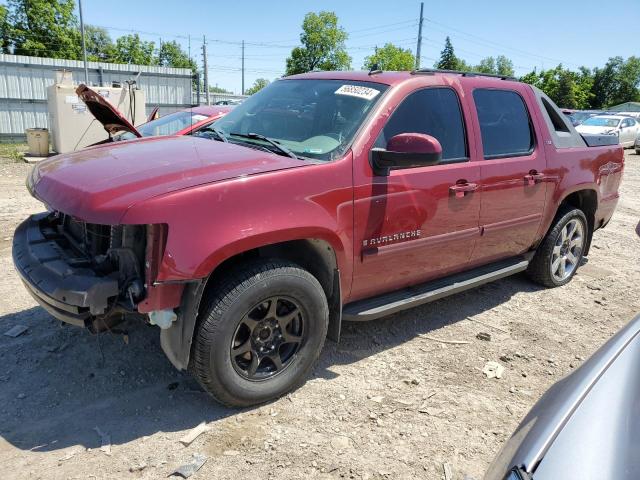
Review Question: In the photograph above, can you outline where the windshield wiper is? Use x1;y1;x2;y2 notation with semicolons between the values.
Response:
229;132;298;159
199;126;228;142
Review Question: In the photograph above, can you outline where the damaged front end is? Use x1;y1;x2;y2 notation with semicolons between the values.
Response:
12;211;167;332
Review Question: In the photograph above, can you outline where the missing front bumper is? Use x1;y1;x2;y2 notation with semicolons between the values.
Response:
12;213;119;327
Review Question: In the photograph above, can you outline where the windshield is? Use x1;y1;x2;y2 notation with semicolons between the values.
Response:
582;117;620;128
214;79;388;161
119;111;209;140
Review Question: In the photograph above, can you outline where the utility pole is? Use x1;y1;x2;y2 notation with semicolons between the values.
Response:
241;40;245;95
202;35;210;105
78;0;89;84
415;2;424;70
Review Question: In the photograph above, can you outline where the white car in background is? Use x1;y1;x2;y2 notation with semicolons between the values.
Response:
576;115;640;147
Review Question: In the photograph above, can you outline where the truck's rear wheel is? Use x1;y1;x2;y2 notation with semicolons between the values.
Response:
191;260;328;407
527;206;588;287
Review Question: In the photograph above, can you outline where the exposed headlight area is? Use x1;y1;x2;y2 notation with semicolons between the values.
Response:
12;210;162;332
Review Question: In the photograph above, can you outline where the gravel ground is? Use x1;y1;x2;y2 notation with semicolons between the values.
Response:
0;151;638;480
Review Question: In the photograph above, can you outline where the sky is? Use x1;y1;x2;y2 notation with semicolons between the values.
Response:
38;0;640;93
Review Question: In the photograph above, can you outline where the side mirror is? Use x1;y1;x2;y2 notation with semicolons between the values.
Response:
370;133;443;176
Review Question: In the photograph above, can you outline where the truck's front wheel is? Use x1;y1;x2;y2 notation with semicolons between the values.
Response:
191;260;328;407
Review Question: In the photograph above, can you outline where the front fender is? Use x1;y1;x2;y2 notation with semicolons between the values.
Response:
121;155;355;293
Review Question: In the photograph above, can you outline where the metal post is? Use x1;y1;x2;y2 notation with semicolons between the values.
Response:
203;36;210;106
241;40;245;95
415;2;424;70
196;72;201;106
78;0;89;84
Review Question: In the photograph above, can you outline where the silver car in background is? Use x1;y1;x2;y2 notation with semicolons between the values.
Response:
485;314;640;479
576;115;640;147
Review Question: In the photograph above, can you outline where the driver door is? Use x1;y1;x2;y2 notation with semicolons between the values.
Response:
350;86;482;302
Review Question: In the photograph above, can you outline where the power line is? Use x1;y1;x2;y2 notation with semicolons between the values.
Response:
423;17;580;68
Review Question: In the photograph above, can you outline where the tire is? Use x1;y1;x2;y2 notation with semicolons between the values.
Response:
635;149;640;155
526;206;588;288
191;259;328;407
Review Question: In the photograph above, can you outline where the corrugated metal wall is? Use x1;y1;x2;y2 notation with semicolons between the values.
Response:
0;54;193;140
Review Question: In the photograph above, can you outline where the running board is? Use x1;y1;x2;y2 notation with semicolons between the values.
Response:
342;257;530;321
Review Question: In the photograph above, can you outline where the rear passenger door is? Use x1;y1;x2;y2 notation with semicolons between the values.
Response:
469;87;547;265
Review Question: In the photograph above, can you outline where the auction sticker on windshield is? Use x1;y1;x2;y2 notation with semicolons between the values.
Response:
335;85;380;100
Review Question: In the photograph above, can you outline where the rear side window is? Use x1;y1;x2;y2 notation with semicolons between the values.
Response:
541;98;570;133
473;89;534;159
378;87;467;162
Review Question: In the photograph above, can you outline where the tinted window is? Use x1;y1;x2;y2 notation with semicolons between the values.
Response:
378;88;467;161
474;89;534;158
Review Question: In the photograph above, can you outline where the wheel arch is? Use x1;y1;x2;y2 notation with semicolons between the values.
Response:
557;188;598;256
160;236;344;371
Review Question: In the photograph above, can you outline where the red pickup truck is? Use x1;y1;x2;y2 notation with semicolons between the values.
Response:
13;70;623;407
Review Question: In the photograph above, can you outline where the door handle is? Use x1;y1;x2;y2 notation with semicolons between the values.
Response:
524;171;545;186
449;182;478;198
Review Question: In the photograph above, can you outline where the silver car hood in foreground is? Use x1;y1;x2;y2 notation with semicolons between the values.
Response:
485;314;640;479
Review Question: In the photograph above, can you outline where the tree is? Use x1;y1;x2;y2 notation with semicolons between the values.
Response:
158;40;197;76
285;11;351;75
474;55;514;76
520;65;593;109
519;69;541;88
591;57;622;108
112;34;155;65
363;43;415;71
475;56;496;74
435;36;460;70
0;5;9;53
495;55;514;77
591;56;640;107
209;85;232;94
7;0;80;59
555;69;578;108
612;56;640;105
245;78;270;95
84;25;116;62
574;66;595;108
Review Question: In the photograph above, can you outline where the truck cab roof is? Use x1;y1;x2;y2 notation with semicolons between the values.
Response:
284;69;520;87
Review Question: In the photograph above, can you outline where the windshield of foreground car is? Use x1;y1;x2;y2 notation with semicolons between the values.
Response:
582;117;620;128
118;111;209;140
213;79;388;161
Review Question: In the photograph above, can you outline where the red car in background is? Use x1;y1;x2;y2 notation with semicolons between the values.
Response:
76;84;231;143
123;105;232;139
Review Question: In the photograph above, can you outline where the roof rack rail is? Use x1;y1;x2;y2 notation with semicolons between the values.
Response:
411;68;518;82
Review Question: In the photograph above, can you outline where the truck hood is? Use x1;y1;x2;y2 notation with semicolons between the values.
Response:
76;84;142;138
30;135;307;224
575;125;617;135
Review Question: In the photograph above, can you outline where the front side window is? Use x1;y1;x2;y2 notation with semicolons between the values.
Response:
215;79;388;161
473;89;534;159
376;87;467;162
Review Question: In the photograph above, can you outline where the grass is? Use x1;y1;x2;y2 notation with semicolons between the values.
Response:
0;143;28;163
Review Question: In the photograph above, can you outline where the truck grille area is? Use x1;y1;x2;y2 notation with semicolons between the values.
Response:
45;212;147;307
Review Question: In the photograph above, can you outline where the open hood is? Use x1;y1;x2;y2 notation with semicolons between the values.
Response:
76;84;142;138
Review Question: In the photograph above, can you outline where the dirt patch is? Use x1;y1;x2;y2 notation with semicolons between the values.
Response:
0;152;639;479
